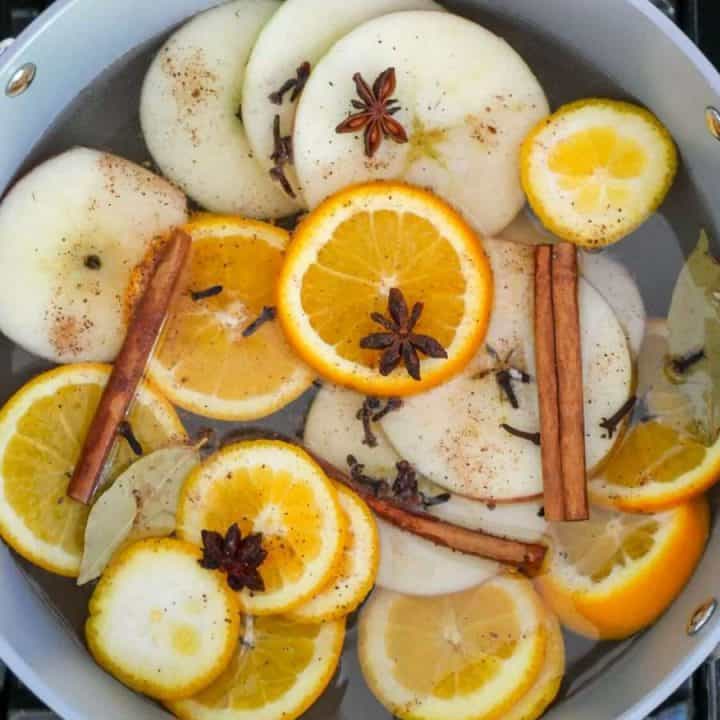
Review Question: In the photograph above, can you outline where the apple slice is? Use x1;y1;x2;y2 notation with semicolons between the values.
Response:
293;11;548;235
304;383;399;478
304;382;547;542
0;147;187;363
305;384;499;594
243;0;442;203
579;250;646;359
376;517;499;595
140;0;297;219
381;239;633;501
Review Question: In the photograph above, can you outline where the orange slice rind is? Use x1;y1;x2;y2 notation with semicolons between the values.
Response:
277;182;493;396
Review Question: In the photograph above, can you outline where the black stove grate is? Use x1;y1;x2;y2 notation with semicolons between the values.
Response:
0;0;717;719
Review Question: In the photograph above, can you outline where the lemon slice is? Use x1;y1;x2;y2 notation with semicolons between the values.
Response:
358;576;547;720
147;215;314;421
0;363;185;576
277;182;493;395
168;615;345;720
505;609;564;720
86;538;241;701
288;485;379;623
521;99;677;247
535;498;709;639
177;440;346;615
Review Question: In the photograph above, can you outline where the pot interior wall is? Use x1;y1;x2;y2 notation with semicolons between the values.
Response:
0;1;719;719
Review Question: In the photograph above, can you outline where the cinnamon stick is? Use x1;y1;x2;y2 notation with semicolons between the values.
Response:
534;245;564;521
551;243;588;520
311;453;547;574
67;229;191;504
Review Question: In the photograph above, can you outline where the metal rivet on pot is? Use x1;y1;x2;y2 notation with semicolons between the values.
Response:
706;107;720;141
5;62;36;98
687;598;718;636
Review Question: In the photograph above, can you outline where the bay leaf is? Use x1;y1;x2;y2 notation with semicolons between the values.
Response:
667;230;720;444
77;445;200;585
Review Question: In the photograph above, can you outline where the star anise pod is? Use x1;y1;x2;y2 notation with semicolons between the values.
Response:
335;68;408;158
199;523;267;592
360;288;447;381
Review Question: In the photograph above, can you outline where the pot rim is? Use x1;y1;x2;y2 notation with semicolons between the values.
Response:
1;1;720;719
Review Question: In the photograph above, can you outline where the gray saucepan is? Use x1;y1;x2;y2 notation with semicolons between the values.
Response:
1;1;720;718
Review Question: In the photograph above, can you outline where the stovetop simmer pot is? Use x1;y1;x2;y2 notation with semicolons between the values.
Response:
1;1;720;719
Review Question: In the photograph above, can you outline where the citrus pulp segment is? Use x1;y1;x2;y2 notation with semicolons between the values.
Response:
277;182;494;395
0;147;187;363
358;576;547;720
146;215;314;421
293;11;548;235
86;538;241;701
535;498;709;639
521;99;677;247
0;363;185;576
177;440;346;614
242;0;443;202
140;0;298;219
288;485;379;622
168;615;345;720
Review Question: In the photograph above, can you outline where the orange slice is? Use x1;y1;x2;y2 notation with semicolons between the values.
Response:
147;215;314;421
590;319;720;512
287;485;379;623
505;608;565;720
589;421;720;512
535;497;709;639
0;363;185;576
521;99;677;247
358;576;547;720
276;182;493;395
177;440;346;615
168;615;345;720
86;538;241;701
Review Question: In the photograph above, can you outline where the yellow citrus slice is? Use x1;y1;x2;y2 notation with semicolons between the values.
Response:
589;420;720;512
177;440;346;615
287;485;379;623
147;214;314;421
535;497;709;640
168;615;345;720
358;575;547;720
277;182;493;396
504;608;564;720
521;99;677;248
0;363;185;576
86;538;241;701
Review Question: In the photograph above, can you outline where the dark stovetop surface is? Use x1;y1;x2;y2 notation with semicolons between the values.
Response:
0;0;719;719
